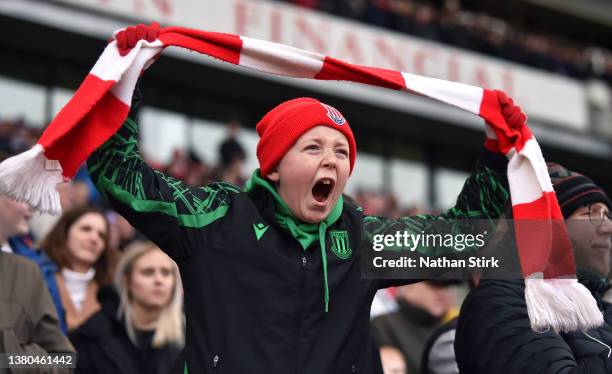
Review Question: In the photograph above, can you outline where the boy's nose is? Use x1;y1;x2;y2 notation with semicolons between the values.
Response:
321;150;337;169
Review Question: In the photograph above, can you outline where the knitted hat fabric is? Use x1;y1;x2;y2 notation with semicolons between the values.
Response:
255;98;356;177
547;162;612;218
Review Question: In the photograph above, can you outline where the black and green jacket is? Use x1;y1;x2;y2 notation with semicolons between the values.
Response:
87;117;509;374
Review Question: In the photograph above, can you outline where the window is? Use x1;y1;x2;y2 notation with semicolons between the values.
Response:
435;168;469;209
390;159;426;207
140;106;189;165
0;75;46;126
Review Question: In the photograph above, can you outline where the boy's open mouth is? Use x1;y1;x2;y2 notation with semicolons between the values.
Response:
312;178;335;203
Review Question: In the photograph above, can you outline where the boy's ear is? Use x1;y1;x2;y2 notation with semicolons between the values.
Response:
266;168;280;182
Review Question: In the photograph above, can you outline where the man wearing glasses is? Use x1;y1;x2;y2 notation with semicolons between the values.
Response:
454;163;612;374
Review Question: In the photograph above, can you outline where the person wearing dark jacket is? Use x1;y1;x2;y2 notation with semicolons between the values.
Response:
70;241;184;374
420;317;458;374
455;163;612;374
85;24;526;374
371;281;458;373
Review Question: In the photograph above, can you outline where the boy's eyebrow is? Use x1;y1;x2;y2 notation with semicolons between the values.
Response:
301;137;324;145
333;140;349;148
303;136;348;147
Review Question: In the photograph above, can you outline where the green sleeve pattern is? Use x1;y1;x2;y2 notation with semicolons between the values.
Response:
363;159;509;256
88;118;240;229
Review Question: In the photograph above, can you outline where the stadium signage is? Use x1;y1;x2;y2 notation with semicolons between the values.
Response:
56;0;589;130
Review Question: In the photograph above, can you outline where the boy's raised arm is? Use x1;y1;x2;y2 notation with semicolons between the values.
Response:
87;24;241;263
362;92;528;286
362;147;509;287
87;112;240;263
363;146;509;254
363;92;528;263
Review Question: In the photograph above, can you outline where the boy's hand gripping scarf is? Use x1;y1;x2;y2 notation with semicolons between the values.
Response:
0;26;603;333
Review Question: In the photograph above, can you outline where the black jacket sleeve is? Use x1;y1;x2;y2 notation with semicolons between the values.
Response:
87;116;241;263
455;280;612;374
367;148;510;288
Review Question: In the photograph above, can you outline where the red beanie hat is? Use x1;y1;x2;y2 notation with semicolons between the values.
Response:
256;98;356;177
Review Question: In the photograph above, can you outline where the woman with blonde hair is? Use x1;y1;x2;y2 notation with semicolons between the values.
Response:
70;241;184;374
40;205;115;331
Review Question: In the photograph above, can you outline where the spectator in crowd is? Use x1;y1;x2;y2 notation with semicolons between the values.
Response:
0;195;74;369
605;255;612;303
420;315;458;374
380;345;408;374
0;253;76;372
455;163;612;373
74;165;103;206
388;0;415;33
370;205;436;321
411;2;439;41
365;0;393;28
334;0;368;21
106;210;138;252
29;179;91;242
40;206;116;332
164;148;211;187
85;23;524;373
217;120;246;186
371;280;459;374
165;148;190;181
355;189;399;216
70;241;184;374
3;237;68;333
1;228;68;336
184;150;210;186
0;120;13;153
0;153;68;333
0;119;42;164
420;222;513;374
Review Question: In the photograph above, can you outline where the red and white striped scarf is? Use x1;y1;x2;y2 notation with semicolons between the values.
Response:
0;26;603;333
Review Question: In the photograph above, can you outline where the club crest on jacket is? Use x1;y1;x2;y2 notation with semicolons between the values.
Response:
330;230;351;259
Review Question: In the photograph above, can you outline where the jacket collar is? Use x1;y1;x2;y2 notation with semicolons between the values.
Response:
244;169;344;313
244;169;343;249
577;267;611;297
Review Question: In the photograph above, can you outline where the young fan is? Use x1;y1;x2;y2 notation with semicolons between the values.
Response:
86;24;525;373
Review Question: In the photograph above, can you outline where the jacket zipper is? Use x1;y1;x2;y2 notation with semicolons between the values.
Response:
295;251;307;374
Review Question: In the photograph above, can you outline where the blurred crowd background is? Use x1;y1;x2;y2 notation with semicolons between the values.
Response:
0;117;432;220
1;0;611;373
282;0;612;83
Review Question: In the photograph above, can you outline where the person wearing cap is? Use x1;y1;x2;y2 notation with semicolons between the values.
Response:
85;25;524;374
455;163;612;374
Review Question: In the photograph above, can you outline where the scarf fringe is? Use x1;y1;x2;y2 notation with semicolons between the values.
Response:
525;276;604;333
0;144;63;215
